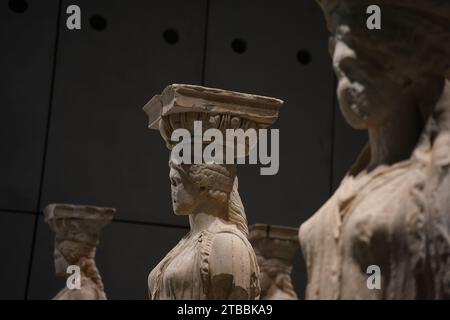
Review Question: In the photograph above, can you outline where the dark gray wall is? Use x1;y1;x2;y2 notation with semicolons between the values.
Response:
1;0;366;299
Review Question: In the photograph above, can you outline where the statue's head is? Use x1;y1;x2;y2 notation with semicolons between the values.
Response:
44;204;115;278
317;0;450;129
169;161;235;215
168;160;249;235
257;256;297;299
257;256;273;291
249;224;299;298
54;238;95;277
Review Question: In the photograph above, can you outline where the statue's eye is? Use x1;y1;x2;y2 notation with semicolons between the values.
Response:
171;178;177;187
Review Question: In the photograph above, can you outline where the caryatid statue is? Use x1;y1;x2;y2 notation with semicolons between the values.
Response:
249;224;299;300
143;84;283;299
44;203;115;300
300;0;450;299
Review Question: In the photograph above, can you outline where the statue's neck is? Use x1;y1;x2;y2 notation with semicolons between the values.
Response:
189;213;224;234
367;78;447;171
368;104;421;171
189;200;228;234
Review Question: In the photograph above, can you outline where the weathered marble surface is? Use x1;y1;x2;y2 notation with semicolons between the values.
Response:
144;84;283;300
44;203;115;300
250;224;299;300
143;84;283;130
300;0;450;299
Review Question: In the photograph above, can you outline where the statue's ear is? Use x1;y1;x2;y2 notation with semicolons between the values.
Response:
199;185;207;195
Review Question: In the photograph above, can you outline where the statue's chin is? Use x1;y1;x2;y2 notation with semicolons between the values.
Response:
172;206;190;216
337;80;390;130
339;98;394;130
340;103;371;130
338;92;371;129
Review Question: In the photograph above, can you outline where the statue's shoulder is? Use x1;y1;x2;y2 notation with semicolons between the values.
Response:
199;228;259;299
213;230;250;253
198;228;250;278
203;224;253;256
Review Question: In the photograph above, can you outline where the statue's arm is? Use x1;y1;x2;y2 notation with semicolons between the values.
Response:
208;233;254;300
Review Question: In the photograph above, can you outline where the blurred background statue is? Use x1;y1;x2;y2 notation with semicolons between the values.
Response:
250;224;299;300
300;0;450;299
44;203;115;300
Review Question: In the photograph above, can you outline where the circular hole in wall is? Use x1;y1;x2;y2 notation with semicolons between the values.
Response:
8;0;28;13
89;15;107;31
297;50;311;65
231;38;247;54
163;28;179;44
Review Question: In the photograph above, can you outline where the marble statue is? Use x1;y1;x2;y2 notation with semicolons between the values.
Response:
44;203;115;300
300;0;450;299
143;84;283;299
249;224;299;300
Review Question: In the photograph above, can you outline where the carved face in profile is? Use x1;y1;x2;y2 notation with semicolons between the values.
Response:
54;243;70;276
54;239;94;277
169;162;235;216
331;28;412;130
256;254;297;299
169;166;200;216
329;4;448;130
